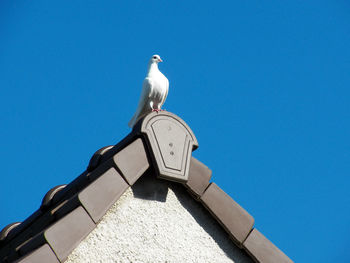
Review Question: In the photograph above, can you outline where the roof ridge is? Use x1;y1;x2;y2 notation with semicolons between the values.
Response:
0;111;293;263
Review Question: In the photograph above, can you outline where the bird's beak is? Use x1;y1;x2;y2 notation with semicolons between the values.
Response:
159;58;163;62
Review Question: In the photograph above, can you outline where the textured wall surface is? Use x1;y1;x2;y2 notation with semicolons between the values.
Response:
65;175;253;263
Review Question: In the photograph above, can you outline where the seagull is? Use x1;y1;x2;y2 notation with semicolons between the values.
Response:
128;54;169;128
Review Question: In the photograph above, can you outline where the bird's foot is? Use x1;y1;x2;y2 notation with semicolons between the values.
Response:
152;109;161;112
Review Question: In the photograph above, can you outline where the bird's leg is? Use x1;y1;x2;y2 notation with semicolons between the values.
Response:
157;105;165;112
150;101;158;112
151;102;162;112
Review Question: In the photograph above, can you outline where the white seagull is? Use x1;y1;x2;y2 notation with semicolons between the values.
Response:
128;54;169;128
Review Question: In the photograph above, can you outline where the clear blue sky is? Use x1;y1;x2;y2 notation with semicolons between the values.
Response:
1;1;349;262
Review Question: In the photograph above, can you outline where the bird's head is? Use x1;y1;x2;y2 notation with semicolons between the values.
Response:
150;54;163;63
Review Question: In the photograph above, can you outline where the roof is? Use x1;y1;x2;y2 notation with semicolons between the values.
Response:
0;111;293;263
65;174;254;262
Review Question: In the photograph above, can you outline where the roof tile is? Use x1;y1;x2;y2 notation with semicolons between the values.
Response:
185;157;212;198
201;183;254;246
41;185;67;210
88;132;139;171
1;212;54;262
0;222;21;242
78;167;129;223
17;233;45;257
243;228;293;263
113;138;149;185
16;244;59;263
2;210;42;244
50;198;79;220
87;158;115;182
49;171;89;208
87;145;114;172
44;206;95;262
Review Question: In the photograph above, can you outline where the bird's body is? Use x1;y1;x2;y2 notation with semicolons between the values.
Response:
128;55;169;128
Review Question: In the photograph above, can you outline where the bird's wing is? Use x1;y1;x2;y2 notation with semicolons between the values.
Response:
144;77;155;98
128;77;154;128
160;77;169;107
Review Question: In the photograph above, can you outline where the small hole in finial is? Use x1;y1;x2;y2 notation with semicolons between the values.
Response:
170;151;174;155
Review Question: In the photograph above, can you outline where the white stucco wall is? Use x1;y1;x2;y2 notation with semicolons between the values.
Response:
65;175;253;263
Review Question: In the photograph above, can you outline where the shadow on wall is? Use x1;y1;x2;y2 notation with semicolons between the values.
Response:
131;171;169;202
131;173;254;263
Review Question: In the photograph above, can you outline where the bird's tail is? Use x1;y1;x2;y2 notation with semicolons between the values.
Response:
128;114;136;128
128;109;148;128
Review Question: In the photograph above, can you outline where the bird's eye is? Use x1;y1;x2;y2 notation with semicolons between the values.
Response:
153;56;157;59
